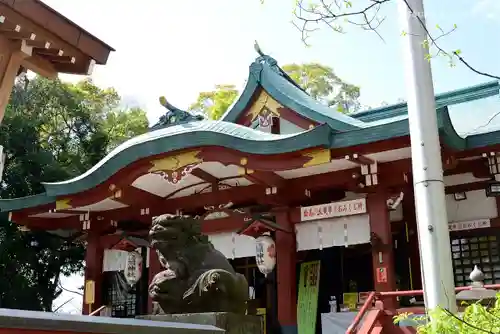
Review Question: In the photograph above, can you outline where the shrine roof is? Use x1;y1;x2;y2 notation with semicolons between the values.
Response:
1;104;500;214
1;52;500;216
41;121;332;197
220;55;366;131
351;81;499;123
220;54;499;130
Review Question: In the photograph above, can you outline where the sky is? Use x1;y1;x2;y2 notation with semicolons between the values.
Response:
44;0;500;313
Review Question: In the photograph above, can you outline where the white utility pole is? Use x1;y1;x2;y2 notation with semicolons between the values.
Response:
398;0;457;311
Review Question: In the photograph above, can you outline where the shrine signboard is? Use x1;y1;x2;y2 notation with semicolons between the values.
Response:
300;198;367;222
448;219;490;232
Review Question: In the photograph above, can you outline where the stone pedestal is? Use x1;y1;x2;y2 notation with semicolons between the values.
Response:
140;313;263;334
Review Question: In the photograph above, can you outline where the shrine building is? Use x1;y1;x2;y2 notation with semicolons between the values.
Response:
2;51;500;334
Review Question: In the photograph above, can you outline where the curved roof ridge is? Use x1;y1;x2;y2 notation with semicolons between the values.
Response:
351;81;499;122
41;120;333;196
258;63;367;131
221;54;367;131
4;106;500;212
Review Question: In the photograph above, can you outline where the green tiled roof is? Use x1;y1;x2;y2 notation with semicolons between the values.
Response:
42;122;332;197
221;55;499;130
0;54;499;213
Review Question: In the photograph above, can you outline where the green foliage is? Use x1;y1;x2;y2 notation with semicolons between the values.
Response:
394;296;500;333
188;84;239;120
0;75;149;311
189;63;360;119
282;63;360;113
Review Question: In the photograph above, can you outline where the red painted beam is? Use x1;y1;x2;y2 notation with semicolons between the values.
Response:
110;184;164;207
12;150;494;228
191;167;219;184
242;170;285;187
10;159;411;227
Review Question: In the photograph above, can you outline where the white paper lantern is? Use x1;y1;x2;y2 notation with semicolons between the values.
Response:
255;235;276;275
124;251;142;285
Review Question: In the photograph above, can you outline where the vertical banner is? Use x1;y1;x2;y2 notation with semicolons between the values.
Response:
297;260;321;334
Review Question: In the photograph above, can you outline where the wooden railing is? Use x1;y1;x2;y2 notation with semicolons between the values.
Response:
346;284;500;334
346;292;376;333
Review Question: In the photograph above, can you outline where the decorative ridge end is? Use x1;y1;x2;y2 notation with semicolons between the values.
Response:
159;96;182;113
150;96;204;130
254;40;265;57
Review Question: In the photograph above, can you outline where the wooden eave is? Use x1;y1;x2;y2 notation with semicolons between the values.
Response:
7;152;493;233
0;0;114;76
3;104;500;221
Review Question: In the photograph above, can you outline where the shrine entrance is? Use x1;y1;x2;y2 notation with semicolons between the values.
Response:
230;257;274;332
102;246;149;318
296;244;373;333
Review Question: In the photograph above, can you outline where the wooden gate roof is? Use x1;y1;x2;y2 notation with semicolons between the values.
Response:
0;0;114;75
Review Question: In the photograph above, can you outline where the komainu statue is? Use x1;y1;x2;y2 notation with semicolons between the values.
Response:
148;214;249;314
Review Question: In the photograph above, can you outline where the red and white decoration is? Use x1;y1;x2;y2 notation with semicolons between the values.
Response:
300;198;367;222
255;235;276;275
124;251;143;285
258;113;273;129
152;162;201;185
295;214;371;251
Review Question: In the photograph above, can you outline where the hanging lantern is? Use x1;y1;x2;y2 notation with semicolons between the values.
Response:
255;235;276;275
124;250;142;285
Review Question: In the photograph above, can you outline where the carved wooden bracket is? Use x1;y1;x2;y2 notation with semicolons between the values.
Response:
483;152;500;180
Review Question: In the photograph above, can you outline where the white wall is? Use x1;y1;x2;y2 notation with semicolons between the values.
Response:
446;189;497;222
279;118;305;135
207;232;256;259
443;173;497;222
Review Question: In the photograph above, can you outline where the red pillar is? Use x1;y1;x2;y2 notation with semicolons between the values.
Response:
82;229;103;315
367;191;397;309
275;209;297;334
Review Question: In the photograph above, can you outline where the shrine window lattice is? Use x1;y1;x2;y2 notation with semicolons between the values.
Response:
103;271;138;318
451;235;500;287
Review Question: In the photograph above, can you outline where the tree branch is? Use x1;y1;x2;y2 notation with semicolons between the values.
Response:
292;0;500;80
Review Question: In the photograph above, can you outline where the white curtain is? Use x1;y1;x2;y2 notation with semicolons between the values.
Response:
102;247;150;272
208;232;256;259
295;214;370;251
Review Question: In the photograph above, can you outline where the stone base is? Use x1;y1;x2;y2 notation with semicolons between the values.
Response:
140;312;263;334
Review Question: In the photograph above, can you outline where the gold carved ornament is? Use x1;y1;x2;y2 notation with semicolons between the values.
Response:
302;149;331;168
247;90;282;123
148;150;203;185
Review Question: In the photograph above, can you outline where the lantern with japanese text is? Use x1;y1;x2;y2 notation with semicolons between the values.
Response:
255;235;276;275
124;251;142;285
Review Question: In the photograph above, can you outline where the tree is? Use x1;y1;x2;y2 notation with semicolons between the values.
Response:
282;63;360;112
189;63;360;119
0;75;149;311
188;84;239;120
394;297;500;333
